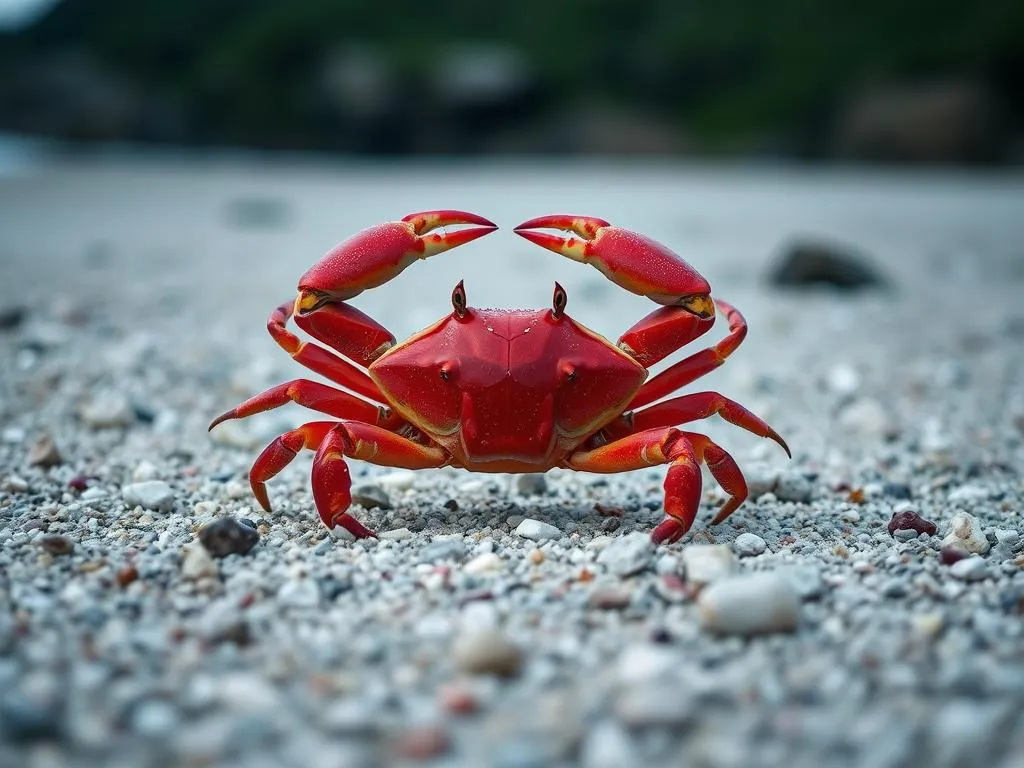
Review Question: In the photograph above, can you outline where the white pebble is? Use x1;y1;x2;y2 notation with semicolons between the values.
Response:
122;480;174;512
949;556;988;582
596;532;654;577
941;511;990;555
378;527;413;541
733;532;767;557
681;544;737;585
132;460;159;482
826;363;861;396
79;393;134;428
277;578;321;608
699;573;800;635
464;552;505;574
515;518;561;541
377;471;417;491
181;545;217;580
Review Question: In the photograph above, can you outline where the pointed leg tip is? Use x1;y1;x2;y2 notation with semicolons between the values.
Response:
651;517;687;545
208;411;234;432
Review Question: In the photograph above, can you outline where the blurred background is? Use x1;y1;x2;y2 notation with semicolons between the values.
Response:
1;0;1022;163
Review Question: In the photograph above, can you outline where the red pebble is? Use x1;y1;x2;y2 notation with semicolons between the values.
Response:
68;475;100;491
940;546;970;565
887;510;937;538
391;727;451;760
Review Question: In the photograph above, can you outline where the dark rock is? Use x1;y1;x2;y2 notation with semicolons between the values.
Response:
887;510;937;538
768;238;888;291
39;533;74;555
351;483;391;510
68;475;100;491
882;482;912;500
0;697;63;743
940;546;971;566
198;517;259;557
0;306;26;330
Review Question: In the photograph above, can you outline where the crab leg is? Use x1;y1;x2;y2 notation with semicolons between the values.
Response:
249;421;336;514
629;299;747;409
208;379;397;431
268;301;386;402
566;428;747;544
312;423;448;537
630;391;790;457
514;215;713;314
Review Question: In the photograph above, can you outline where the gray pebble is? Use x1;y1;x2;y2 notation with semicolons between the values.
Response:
452;630;522;677
949;556;988;582
733;532;767;556
122;480;175;512
597;532;654;577
277;578;321;608
516;473;548;496
515;518;561;542
419;538;467;563
351;483;391;509
775;474;813;503
681;544;737;584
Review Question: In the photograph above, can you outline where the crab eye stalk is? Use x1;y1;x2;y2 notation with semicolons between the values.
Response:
552;282;568;319
451;280;469;319
439;360;457;382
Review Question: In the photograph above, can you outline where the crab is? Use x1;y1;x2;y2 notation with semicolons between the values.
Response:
209;210;789;544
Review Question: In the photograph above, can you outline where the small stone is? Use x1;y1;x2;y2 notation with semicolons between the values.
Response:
941;511;990;554
419;538;467;563
614;684;695;728
116;565;139;587
948;485;989;503
515;518;561;542
768;238;888;290
277;578;321;608
79;393;134;428
464;552;505;574
529;549;545;565
880;578;910;598
198;517;259;557
378;471;417;491
391;727;451;760
744;463;780;498
882;482;912;499
516;474;548;496
27;434;62;467
39;533;74;555
699;573;800;634
940;546;970;565
3;474;29;493
775;473;814;503
438;683;479;715
840;509;861;523
0;305;26;330
837;398;890;439
588;587;633;610
893;528;918;542
122;480;175;512
181;544;218;580
949;556;988;581
379;527;412;541
351;483;391;509
773;564;826;600
733;532;767;557
826;363;861;396
131;700;179;738
132;460;158;482
596;532;654;577
452;630;522;677
681;544;737;585
888;510;937;538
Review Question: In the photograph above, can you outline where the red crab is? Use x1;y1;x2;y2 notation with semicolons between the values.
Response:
210;211;789;544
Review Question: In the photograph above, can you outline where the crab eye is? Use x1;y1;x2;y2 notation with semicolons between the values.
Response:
560;361;577;382
439;360;457;382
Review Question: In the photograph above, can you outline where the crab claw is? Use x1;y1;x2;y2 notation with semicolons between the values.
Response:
296;210;497;308
514;215;713;317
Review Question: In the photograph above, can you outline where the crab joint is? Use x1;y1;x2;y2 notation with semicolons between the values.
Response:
296;289;331;314
678;294;714;319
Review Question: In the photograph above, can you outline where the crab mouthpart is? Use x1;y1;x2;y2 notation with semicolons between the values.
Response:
676;293;714;319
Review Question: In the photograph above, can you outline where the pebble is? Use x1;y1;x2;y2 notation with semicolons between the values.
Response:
826;363;861;396
699;573;800;634
392;727;451;760
452;630;523;677
888;510;937;537
122;480;175;512
516;473;548;496
949;556;988;582
774;564;826;600
180;544;218;580
379;527;413;541
464;552;505;574
941;511;990;555
614;683;695;728
198;517;259;557
377;471;417;491
39;534;74;555
79;394;134;428
27;434;62;467
948;485;989;503
350;483;391;509
277;578;321;608
515;518;561;542
132;460;159;482
837;398;890;438
733;532;767;556
681;544;737;585
419;538;467;563
596;532;653;577
775;473;813;503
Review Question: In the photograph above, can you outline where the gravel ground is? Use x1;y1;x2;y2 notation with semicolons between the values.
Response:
1;156;1023;767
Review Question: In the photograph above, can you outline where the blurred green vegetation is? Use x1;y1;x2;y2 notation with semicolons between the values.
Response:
2;0;1022;157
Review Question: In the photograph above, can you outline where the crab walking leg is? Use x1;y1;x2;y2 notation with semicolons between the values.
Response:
249;421;336;514
267;301;386;403
567;428;748;544
629;299;747;409
630;391;791;457
617;305;716;368
208;379;395;431
312;423;448;538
